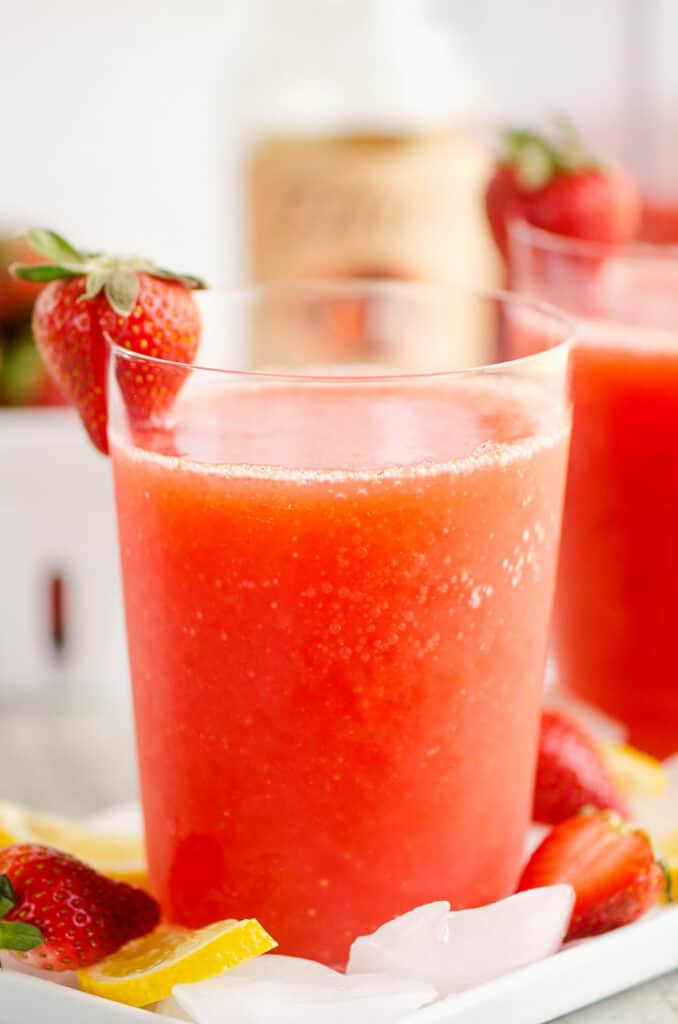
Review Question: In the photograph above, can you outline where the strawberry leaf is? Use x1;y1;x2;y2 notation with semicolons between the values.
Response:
11;263;83;282
0;876;15;918
150;266;207;290
503;120;603;192
83;269;109;301
505;130;558;190
25;228;85;267
0;921;44;952
105;268;140;317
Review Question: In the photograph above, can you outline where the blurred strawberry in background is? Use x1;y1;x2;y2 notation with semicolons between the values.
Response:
485;119;642;261
0;235;66;407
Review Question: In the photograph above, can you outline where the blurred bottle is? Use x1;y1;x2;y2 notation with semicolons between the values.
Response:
240;0;499;368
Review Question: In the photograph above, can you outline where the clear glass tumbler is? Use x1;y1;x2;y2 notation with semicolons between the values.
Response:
108;281;572;965
510;219;678;757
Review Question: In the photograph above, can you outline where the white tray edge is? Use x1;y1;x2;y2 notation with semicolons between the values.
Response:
0;971;175;1024
3;905;678;1024
404;904;678;1023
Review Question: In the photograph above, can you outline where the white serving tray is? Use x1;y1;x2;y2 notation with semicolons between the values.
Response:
3;905;678;1024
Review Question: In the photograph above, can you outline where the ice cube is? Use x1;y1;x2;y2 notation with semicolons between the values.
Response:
347;887;574;996
172;954;436;1024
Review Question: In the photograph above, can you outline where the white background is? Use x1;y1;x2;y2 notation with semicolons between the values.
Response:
2;0;676;282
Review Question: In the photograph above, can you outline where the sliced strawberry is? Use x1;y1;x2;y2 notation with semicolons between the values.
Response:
12;229;205;454
0;844;160;971
519;811;665;941
534;708;629;825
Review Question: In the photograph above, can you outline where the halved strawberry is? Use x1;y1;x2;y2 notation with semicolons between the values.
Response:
534;708;629;825
12;229;205;454
0;844;160;971
519;811;666;941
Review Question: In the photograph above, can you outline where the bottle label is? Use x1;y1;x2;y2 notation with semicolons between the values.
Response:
246;133;500;367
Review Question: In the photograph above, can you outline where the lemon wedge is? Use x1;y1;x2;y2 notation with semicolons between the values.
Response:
0;800;147;887
78;919;277;1007
599;743;667;798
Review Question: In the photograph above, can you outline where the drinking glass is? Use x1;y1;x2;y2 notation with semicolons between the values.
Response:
108;281;572;964
510;220;678;757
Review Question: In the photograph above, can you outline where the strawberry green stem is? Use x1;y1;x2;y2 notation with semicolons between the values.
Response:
0;875;15;918
659;858;674;902
503;118;601;191
10;228;206;317
0;875;44;957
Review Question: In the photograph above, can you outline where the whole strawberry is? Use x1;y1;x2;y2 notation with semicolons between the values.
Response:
12;229;205;454
0;844;160;971
534;708;629;825
485;119;641;260
519;811;666;941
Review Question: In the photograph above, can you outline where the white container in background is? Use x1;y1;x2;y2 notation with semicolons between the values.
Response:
240;0;500;369
0;408;128;704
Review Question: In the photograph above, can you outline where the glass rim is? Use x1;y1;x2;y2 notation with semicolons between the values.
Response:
108;279;575;383
509;216;678;262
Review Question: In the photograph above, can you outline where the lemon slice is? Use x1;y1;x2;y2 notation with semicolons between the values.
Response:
0;800;147;886
599;743;667;798
78;919;277;1007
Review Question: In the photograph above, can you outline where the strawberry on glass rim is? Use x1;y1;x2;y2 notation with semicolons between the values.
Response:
11;228;206;454
486;118;642;260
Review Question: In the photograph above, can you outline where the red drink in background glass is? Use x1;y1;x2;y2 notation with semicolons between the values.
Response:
510;221;678;757
109;284;571;964
640;198;678;245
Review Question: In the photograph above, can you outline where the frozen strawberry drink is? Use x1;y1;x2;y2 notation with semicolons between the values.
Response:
510;220;678;757
109;284;572;964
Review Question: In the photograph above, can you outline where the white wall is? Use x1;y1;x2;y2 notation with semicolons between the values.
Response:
1;0;246;280
1;1;675;283
445;0;629;121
